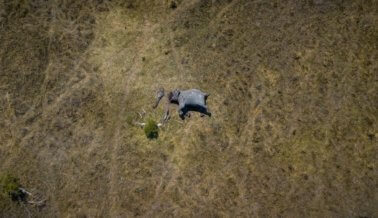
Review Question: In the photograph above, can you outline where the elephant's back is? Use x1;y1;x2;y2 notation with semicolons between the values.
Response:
179;90;205;106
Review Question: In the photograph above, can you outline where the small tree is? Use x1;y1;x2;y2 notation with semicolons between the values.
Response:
0;174;25;202
0;173;46;207
144;119;159;139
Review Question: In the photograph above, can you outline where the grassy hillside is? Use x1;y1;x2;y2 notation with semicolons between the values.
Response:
0;0;377;217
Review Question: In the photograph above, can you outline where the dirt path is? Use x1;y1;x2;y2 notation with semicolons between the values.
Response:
106;17;162;217
106;1;222;215
210;0;241;26
168;0;201;84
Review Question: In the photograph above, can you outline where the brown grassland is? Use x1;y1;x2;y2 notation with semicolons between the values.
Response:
0;0;377;217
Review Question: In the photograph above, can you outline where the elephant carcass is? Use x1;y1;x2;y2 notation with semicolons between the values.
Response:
168;89;211;120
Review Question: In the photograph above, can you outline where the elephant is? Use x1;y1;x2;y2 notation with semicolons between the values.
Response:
168;89;211;120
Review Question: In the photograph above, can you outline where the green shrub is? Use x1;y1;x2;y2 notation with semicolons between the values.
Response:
144;119;159;139
0;174;25;202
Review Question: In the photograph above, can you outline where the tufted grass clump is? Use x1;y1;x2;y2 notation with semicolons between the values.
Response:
144;119;159;139
0;174;25;202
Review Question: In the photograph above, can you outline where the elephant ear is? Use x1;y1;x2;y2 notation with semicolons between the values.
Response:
173;89;181;97
168;89;180;104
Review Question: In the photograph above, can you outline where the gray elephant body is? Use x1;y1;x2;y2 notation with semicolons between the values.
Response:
169;89;211;119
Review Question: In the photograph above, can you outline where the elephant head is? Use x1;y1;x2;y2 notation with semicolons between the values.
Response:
168;89;181;104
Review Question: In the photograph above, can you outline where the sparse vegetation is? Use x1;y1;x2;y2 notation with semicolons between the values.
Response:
0;0;376;217
144;119;159;139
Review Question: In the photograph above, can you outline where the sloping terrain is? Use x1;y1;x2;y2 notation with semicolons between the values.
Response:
0;0;377;217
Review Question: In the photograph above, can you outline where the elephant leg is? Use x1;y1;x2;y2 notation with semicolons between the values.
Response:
179;110;184;120
199;106;211;117
179;107;187;120
204;105;212;117
204;93;209;99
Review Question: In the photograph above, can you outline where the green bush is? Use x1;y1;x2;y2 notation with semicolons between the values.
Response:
144;119;159;139
0;174;25;202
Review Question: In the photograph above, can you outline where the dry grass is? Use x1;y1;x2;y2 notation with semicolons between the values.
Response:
0;0;377;217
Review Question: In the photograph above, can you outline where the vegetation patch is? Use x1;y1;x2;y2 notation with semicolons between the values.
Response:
144;119;159;139
0;174;25;202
